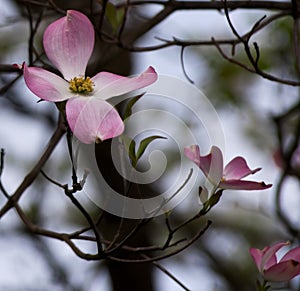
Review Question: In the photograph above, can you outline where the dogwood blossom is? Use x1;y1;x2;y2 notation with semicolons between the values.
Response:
250;241;300;281
23;10;157;144
184;145;271;190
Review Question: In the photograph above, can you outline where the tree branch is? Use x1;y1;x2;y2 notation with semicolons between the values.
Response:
119;0;294;11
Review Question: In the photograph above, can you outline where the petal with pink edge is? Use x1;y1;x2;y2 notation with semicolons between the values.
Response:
197;150;212;178
43;10;94;80
23;64;72;102
224;157;261;180
281;246;300;262
250;247;266;272
92;66;158;100
261;242;289;272
184;145;201;167
66;97;124;144
264;260;300;282
205;146;223;186
250;242;290;274
184;145;223;185
219;179;272;190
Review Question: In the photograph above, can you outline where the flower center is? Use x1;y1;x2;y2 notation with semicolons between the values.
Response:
69;76;94;94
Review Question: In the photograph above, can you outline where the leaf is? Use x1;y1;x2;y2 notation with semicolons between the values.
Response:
135;135;167;162
121;134;137;166
129;139;137;167
105;2;125;32
198;186;209;203
123;93;145;120
207;189;223;208
121;134;166;168
200;189;223;214
115;7;125;28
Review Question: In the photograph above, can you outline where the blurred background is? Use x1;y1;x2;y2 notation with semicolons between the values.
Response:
0;0;299;290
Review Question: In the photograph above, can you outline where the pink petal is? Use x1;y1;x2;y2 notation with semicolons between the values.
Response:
250;242;289;273
23;63;72;102
184;145;201;167
250;247;265;272
197;149;213;178
66;97;124;144
92;66;158;100
261;242;289;272
184;145;223;185
281;246;300;262
219;179;272;190
224;157;261;180
43;10;94;80
206;146;223;186
264;260;300;282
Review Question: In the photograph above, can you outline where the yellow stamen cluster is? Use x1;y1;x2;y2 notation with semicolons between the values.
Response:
69;76;94;94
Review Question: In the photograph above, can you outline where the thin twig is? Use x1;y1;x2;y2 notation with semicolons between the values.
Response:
142;254;190;291
180;46;194;84
40;168;104;256
108;220;212;263
212;37;300;86
219;0;300;86
14;201;99;260
117;0;130;40
26;5;44;66
0;149;10;199
40;170;66;189
64;191;104;256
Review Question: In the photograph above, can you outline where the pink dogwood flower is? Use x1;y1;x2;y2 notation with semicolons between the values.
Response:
250;241;300;282
184;145;271;190
23;10;157;144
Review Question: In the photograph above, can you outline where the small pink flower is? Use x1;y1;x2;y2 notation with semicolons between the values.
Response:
23;10;157;144
184;145;271;190
250;241;300;282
